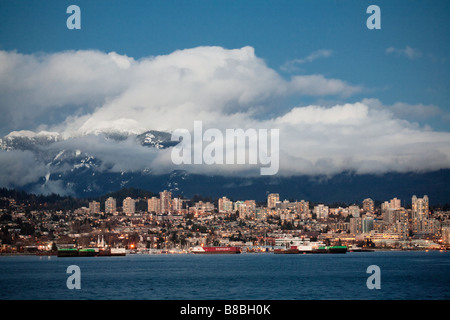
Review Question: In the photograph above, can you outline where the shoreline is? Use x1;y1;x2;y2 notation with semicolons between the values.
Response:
1;247;448;257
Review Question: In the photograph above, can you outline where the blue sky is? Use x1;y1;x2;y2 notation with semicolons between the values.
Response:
1;0;449;129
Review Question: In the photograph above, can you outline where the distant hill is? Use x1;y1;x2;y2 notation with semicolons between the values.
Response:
2;169;450;208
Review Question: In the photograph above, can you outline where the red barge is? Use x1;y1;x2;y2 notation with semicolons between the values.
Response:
191;246;241;254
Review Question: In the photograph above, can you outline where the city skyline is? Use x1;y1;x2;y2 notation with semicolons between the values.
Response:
65;185;432;220
2;185;448;253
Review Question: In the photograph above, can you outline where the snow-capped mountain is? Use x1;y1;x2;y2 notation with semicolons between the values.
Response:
1;129;176;151
2;130;61;151
136;130;179;149
1;129;449;203
0;128;184;197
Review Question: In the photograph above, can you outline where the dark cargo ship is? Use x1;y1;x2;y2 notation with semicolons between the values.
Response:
313;245;347;254
57;248;79;257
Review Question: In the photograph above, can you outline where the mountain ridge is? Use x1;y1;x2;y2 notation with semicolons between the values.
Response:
1;129;449;204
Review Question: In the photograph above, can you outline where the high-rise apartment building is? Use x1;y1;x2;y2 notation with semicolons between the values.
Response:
218;196;233;213
381;197;402;212
89;200;100;214
105;197;116;214
412;195;429;220
234;200;245;213
172;197;183;212
314;204;329;220
350;217;362;234
348;205;360;218
267;193;279;209
390;198;401;210
442;227;450;245
123;197;135;215
160;190;172;213
362;198;375;213
362;217;374;233
295;200;309;214
148;196;160;213
382;207;408;225
245;200;256;212
411;216;440;234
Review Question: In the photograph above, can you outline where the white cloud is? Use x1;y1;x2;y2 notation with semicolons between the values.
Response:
361;98;448;124
0;150;47;187
0;47;449;182
0;49;134;134
288;74;362;97
280;49;333;72
385;46;422;60
0;46;358;136
267;99;450;176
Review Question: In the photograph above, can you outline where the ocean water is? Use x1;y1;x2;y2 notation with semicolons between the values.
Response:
0;251;448;300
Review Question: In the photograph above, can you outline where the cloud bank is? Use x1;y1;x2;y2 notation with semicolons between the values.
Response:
0;46;450;188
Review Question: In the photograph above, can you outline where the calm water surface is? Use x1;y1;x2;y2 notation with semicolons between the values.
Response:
0;251;448;300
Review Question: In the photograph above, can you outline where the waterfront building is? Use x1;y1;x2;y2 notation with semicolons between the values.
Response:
411;217;440;235
369;232;403;246
350;217;362;234
362;217;374;233
442;227;450;245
